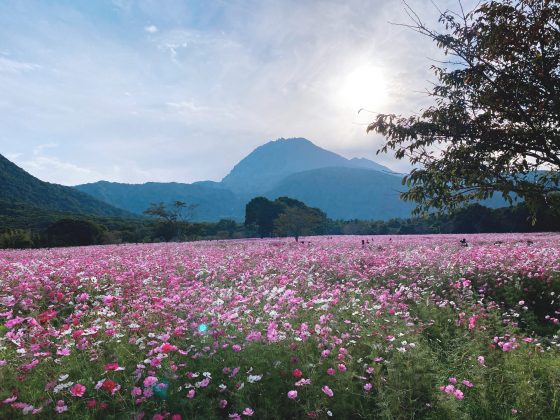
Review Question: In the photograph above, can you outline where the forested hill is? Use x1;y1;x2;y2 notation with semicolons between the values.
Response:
0;154;132;218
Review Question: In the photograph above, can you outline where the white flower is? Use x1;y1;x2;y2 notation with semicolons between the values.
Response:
247;375;262;383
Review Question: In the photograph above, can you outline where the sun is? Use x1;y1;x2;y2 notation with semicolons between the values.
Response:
338;65;389;113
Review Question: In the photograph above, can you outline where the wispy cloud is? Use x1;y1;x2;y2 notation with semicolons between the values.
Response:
0;56;40;74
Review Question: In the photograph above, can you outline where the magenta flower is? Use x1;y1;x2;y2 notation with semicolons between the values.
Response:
287;390;298;399
187;389;196;399
364;383;373;392
69;383;86;397
242;408;254;416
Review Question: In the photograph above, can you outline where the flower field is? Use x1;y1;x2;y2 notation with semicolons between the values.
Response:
1;234;560;419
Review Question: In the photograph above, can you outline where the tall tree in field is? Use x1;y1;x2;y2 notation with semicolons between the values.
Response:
274;206;326;242
368;0;560;218
245;197;284;238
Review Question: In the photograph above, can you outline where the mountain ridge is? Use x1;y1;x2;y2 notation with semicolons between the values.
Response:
0;154;133;218
76;137;404;221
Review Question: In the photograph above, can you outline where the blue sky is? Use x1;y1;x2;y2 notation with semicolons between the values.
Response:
0;0;477;185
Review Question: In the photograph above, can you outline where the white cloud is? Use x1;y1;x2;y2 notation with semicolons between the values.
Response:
144;25;158;34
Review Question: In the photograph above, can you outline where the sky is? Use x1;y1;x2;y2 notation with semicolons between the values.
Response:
0;0;478;186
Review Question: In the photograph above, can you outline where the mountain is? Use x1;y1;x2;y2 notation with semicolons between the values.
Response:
75;181;245;221
221;137;396;194
265;166;415;220
72;137;517;221
0;154;132;218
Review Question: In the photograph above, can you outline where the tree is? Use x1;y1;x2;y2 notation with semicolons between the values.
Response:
368;0;560;218
143;201;198;241
245;197;284;238
274;206;326;242
46;219;106;247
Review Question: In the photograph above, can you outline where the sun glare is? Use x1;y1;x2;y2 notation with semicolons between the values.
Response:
339;65;389;113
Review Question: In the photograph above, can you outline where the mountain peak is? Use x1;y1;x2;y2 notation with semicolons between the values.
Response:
221;137;394;194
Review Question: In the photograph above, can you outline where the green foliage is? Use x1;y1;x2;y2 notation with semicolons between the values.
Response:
245;196;326;239
368;0;560;218
245;197;285;238
0;229;36;249
46;219;107;247
274;206;326;241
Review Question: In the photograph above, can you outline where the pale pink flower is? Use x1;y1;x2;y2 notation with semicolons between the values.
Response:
242;408;254;416
287;390;298;399
143;376;158;388
55;400;68;414
322;385;334;397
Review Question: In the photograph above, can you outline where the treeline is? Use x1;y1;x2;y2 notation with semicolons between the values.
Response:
1;200;559;249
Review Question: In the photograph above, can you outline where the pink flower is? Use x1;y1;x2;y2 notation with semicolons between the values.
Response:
171;415;182;420
327;368;335;376
76;293;89;303
454;389;464;400
295;378;311;387
502;342;514;352
364;383;373;392
69;383;86;397
104;362;121;371
55;400;68;414
187;389;196;399
143;376;158;388
219;400;228;409
448;377;457;384
242;408;254;416
287;390;298;399
443;385;455;394
337;363;347;372
56;348;71;357
322;385;334;397
293;368;303;378
131;387;142;397
462;380;473;388
477;356;485;366
160;342;177;353
2;395;17;404
232;344;242;352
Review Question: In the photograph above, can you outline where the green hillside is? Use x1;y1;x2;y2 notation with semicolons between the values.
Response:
0;154;132;217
